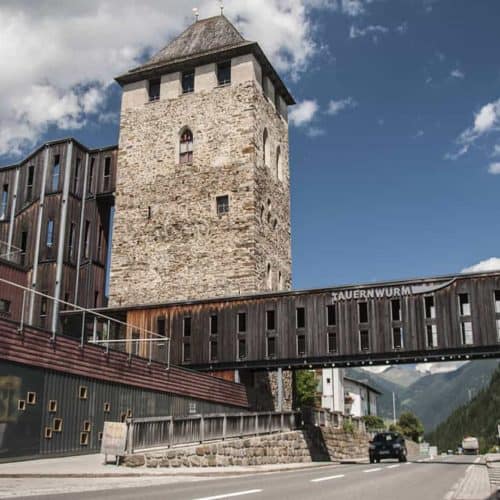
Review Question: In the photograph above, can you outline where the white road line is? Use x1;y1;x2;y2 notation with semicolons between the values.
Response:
193;489;263;500
363;467;382;473
386;464;400;469
310;474;345;483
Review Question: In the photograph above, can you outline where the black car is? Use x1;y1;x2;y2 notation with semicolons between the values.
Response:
369;432;407;463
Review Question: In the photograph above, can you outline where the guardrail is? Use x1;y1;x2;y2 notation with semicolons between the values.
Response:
302;407;366;433
126;411;298;453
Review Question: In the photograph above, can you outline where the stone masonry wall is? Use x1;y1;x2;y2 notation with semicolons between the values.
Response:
110;80;291;307
319;427;370;461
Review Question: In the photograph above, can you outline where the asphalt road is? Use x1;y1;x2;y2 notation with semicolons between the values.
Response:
15;456;478;500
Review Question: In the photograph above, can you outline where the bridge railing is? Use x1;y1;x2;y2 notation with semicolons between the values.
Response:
126;411;298;453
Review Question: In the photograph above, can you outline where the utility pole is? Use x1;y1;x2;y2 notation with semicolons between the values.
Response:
392;392;397;424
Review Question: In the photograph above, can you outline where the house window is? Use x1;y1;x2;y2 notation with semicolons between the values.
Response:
327;305;336;326
183;316;191;337
237;312;246;333
68;222;76;260
392;327;403;349
183;342;191;362
461;321;473;345
424;296;436;319
0;299;10;313
182;70;195;93
391;299;401;322
238;338;246;359
210;314;218;335
132;330;140;355
263;128;269;166
103;157;112;191
157;316;166;337
0;184;8;219
210;340;218;361
51;155;60;192
297;334;306;356
216;195;229;215
296;307;305;329
88;157;95;194
217;61;231;85
20;230;28;265
46;219;55;247
276;146;282;180
180;129;193;164
148;78;161;101
83;220;91;259
358;302;368;324
458;293;471;316
427;324;438;348
328;332;337;353
267;336;276;358
495;291;500;314
73;158;80;192
26;165;35;202
266;310;276;331
359;330;369;351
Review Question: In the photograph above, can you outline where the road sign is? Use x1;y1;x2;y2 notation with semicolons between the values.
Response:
101;421;127;462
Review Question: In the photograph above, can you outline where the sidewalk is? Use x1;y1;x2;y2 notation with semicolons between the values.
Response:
451;457;494;500
0;453;332;478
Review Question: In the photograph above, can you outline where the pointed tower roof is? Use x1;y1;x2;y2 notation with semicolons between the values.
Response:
116;15;294;105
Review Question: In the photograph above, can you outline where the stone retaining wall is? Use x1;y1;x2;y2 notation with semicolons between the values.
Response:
317;427;369;461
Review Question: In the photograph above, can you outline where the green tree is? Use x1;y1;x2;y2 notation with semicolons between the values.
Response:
398;411;424;442
294;370;317;407
363;415;386;431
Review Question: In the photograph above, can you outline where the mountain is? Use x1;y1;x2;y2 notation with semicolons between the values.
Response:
426;364;500;453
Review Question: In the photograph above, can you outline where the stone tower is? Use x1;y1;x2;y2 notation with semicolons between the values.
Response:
109;15;294;307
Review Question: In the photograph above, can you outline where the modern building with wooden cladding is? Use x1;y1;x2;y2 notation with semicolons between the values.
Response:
0;138;117;331
75;271;500;371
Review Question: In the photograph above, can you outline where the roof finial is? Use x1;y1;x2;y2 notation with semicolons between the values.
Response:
192;7;199;21
219;1;224;15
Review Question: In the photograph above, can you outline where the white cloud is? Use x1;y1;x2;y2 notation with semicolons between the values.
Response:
0;1;336;158
461;257;500;274
492;145;500;157
414;129;424;138
349;24;389;40
448;98;500;159
488;162;500;174
289;99;319;126
396;22;408;34
450;69;465;79
326;97;357;115
306;127;326;137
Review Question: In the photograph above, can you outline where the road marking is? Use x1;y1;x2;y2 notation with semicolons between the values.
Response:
363;467;382;473
193;489;263;500
386;464;400;469
310;474;345;482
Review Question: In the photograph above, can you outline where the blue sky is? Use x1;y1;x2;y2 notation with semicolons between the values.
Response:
1;0;499;290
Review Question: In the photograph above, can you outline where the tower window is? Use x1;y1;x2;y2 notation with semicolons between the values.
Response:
424;296;435;319
217;61;231;85
51;155;60;192
266;263;272;289
180;129;193;164
0;184;8;219
216;195;229;215
237;312;247;333
26;165;35;202
326;305;336;326
148;78;161;101
359;330;369;351
296;307;305;329
210;314;218;335
358;302;369;324
263;128;269;167
266;310;276;331
183;316;191;337
182;70;195;93
276;146;282;180
46;219;55;248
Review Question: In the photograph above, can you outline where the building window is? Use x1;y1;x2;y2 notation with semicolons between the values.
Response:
157;316;166;337
183;342;191;362
276;146;282;180
461;321;473;345
495;291;500;314
237;312;246;333
267;336;276;358
216;195;229;215
327;305;336;326
266;310;276;331
424;296;436;319
392;327;403;349
266;263;272;289
26;165;35;202
391;299;401;322
103;157;112;191
263;128;269;166
217;61;231;85
358;302;368;324
179;128;193;164
0;184;8;219
148;78;161;101
73;158;80;192
359;330;369;351
210;340;218;361
328;332;337;353
20;230;28;266
40;296;48;318
51;155;60;192
458;293;471;316
83;220;91;260
297;334;306;356
210;314;218;335
296;307;305;329
238;338;246;359
88;157;95;194
182;70;195;93
68;223;76;260
46;219;55;247
278;271;283;289
0;299;10;314
183;316;191;337
427;324;438;348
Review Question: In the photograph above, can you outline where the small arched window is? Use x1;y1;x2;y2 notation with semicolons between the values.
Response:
276;146;282;181
263;128;269;167
267;263;272;290
179;128;193;164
